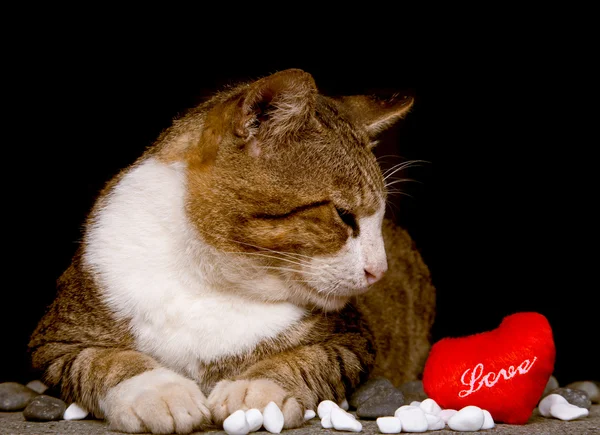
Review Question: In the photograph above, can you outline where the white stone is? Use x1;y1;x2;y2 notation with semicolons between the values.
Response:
394;405;418;417
304;409;316;421
25;380;48;394
438;409;457;422
321;413;333;428
425;413;445;430
317;400;339;418
419;398;442;416
63;403;89;421
482;409;495;429
245;408;263;432
550;403;589;421
262;402;284;434
223;410;250;435
409;400;422;407
376;416;402;433
340;398;350;410
330;407;361;432
447;405;485;431
539;393;568;417
394;406;428;432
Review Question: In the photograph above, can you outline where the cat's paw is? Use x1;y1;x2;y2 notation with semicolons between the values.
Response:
208;378;304;429
100;368;210;434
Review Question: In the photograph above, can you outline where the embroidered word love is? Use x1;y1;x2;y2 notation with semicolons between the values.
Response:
458;356;538;398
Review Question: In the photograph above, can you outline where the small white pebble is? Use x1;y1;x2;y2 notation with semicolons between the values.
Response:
481;409;495;429
394;406;428;432
223;410;250;435
25;380;49;394
63;403;89;421
438;409;457;423
567;381;600;403
419;398;442;416
317;400;339;418
447;405;484;432
409;400;422;407
245;408;263;432
262;402;284;434
376;416;402;433
304;409;316;421
425;413;445;430
330;407;362;432
394;405;417;417
550;403;589;421
321;413;333;428
539;393;569;417
340;398;350;410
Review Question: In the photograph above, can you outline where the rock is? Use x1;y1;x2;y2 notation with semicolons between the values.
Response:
245;408;263;432
543;375;560;396
262;401;284;434
320;413;333;428
223;410;249;435
339;398;349;410
425;413;445;430
482;409;495;429
0;382;39;412
394;405;428;432
377;416;402;433
303;409;316;421
25;380;49;395
23;395;67;422
566;381;600;403
550;403;589;421
63;403;89;420
349;376;396;409
439;409;457;422
330;406;362;432
539;394;568;417
549;387;592;410
419;398;442;416
447;405;484;432
356;387;404;419
397;380;428;403
317;400;338;418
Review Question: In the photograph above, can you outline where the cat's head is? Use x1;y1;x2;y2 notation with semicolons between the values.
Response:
161;69;413;311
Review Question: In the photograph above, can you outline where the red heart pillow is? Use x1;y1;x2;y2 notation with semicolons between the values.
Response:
422;312;555;424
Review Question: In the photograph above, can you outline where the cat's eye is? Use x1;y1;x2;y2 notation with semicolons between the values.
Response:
335;207;359;234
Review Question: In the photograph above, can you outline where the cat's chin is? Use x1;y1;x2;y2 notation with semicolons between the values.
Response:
297;284;371;312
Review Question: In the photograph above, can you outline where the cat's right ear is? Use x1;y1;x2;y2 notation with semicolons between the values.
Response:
232;69;317;156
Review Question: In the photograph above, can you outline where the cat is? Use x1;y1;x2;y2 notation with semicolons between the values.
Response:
28;68;436;434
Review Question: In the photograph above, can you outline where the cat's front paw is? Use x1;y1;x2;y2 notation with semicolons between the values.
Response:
208;378;304;429
100;368;210;434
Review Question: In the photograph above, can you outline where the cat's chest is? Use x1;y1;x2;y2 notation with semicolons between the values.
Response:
130;290;305;377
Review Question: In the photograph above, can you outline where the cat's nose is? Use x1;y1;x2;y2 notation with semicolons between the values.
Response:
364;262;387;285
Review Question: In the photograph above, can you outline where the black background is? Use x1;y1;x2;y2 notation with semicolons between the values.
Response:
3;13;597;388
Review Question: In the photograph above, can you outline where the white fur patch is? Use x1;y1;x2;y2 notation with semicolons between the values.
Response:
304;203;387;294
83;158;305;377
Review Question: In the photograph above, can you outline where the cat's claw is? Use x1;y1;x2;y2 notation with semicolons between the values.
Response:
100;368;211;434
208;378;304;429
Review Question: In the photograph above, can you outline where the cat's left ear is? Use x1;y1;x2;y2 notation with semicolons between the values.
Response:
338;94;414;140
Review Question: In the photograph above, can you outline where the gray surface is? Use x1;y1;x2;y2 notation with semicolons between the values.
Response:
1;405;599;435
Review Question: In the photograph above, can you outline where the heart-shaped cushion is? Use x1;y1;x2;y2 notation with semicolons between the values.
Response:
422;312;555;424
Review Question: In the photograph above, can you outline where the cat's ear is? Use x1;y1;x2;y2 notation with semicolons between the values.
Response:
338;94;414;139
233;69;317;150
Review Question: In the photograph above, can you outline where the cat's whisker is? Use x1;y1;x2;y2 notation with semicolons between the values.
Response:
382;159;429;182
224;251;315;268
258;265;323;277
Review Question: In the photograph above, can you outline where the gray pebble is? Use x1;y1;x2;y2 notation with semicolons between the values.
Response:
356;387;405;419
542;375;560;397
25;380;49;395
349;377;396;409
398;380;428;403
565;381;600;404
23;395;67;422
548;387;592;410
0;382;39;412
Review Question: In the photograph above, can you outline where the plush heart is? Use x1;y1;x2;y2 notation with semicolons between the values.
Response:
422;312;555;424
